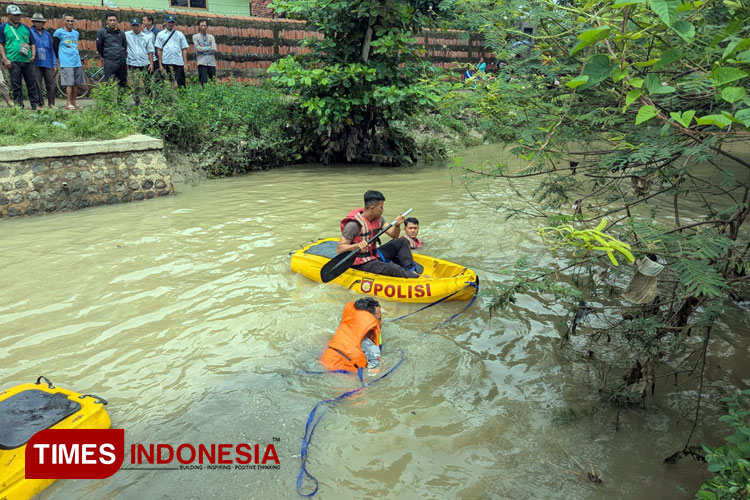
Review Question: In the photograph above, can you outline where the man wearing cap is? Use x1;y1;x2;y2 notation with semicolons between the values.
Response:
155;14;188;88
53;13;85;110
0;4;41;109
30;13;56;108
96;11;127;88
125;17;153;100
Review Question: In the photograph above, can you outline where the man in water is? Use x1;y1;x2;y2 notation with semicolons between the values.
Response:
337;190;419;278
321;298;383;373
400;217;422;249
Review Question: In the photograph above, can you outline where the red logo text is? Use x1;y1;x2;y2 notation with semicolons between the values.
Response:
25;429;125;479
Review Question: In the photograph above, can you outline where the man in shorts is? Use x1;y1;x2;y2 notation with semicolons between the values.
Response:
53;13;84;110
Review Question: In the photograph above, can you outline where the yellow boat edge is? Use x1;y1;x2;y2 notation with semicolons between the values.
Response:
0;380;111;500
290;238;479;303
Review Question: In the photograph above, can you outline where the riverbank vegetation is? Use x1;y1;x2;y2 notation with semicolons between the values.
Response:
445;0;750;492
0;104;135;147
0;78;489;173
267;0;449;164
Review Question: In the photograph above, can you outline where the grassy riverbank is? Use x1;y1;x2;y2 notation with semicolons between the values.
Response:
0;105;136;146
0;81;491;174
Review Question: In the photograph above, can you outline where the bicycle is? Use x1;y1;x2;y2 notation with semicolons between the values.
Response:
55;54;105;99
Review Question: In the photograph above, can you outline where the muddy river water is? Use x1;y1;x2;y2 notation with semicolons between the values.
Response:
1;144;748;499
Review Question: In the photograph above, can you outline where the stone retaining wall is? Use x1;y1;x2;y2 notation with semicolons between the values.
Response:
0;135;174;219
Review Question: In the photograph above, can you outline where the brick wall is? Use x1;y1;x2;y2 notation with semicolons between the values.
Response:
3;1;490;81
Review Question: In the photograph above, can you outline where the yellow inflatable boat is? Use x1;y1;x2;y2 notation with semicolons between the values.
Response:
290;238;478;303
0;377;111;500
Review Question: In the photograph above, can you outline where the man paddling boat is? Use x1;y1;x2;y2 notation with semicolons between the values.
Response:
337;190;419;278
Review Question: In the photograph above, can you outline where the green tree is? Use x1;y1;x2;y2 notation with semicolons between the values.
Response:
699;390;750;500
268;0;445;164
450;0;750;470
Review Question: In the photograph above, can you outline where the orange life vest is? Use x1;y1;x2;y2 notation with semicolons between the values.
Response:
321;302;382;373
340;208;382;266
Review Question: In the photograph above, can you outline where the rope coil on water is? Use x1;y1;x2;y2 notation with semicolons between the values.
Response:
296;349;405;498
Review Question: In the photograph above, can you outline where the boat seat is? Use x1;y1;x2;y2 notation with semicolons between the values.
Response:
304;240;339;259
0;390;81;450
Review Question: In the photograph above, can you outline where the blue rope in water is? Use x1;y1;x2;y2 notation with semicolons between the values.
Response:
389;281;479;325
296;349;405;497
434;282;479;328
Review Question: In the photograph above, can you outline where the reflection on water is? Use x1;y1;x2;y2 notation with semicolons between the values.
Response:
1;146;748;499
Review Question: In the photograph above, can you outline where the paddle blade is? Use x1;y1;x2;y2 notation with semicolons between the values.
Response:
320;250;357;283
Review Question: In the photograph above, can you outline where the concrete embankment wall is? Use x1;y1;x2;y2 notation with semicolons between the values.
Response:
0;135;173;219
1;1;489;82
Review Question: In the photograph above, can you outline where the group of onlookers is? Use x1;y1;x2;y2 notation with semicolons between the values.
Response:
0;4;218;110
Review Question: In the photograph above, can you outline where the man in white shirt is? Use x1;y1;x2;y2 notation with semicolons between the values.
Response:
125;17;153;72
154;13;188;87
125;17;153;101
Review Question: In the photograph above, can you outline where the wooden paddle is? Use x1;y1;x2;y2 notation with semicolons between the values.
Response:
320;208;413;283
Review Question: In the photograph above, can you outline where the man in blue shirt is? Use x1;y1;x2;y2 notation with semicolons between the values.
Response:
30;12;56;108
53;13;85;110
141;14;159;67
